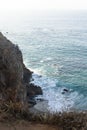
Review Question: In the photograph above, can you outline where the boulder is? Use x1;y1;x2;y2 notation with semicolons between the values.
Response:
27;83;43;97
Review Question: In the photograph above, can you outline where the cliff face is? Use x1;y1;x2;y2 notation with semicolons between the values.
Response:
0;32;42;109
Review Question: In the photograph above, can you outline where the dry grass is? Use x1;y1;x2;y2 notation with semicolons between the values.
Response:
0;101;87;130
21;110;87;130
40;113;87;129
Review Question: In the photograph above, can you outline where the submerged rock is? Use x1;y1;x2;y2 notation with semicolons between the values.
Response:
0;32;43;109
61;88;73;94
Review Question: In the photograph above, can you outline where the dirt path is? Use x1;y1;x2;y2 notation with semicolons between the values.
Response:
0;122;62;130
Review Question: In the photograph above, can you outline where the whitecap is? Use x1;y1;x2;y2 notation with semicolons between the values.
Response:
40;57;52;63
31;73;82;112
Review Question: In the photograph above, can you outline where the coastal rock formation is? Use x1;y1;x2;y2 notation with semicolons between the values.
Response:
27;83;43;96
0;32;42;109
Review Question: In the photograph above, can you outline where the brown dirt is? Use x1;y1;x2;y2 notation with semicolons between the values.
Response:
0;121;62;130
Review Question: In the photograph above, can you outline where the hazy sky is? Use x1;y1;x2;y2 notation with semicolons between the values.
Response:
0;0;87;12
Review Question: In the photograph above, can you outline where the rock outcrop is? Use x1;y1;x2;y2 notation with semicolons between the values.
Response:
27;83;43;97
0;32;42;109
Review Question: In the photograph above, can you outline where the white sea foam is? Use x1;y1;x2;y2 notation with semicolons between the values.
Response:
2;11;87;112
40;57;52;63
31;73;82;112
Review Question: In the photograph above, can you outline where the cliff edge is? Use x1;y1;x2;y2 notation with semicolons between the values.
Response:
0;32;42;110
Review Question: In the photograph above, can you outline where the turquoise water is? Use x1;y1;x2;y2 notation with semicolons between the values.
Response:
0;11;87;112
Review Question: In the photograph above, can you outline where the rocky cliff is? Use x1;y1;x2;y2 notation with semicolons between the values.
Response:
0;32;42;110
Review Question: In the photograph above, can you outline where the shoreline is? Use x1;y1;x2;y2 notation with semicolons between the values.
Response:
29;98;86;114
0;32;87;129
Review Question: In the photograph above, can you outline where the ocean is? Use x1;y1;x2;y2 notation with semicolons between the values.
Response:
0;10;87;112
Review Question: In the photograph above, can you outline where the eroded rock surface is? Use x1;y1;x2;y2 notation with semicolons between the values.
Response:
0;32;42;109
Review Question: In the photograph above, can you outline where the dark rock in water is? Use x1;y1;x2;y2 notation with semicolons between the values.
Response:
36;98;46;102
27;83;43;97
28;97;36;106
62;88;69;94
0;32;43;109
63;88;69;92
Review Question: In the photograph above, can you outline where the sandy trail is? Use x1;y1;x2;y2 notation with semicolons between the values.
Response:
0;122;62;130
